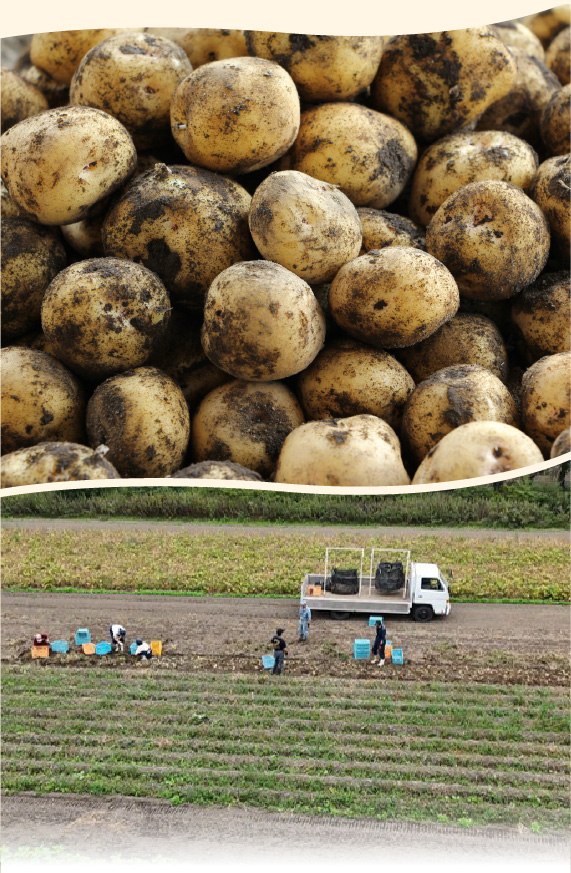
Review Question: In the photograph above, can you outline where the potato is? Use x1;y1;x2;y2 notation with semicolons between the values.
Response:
412;420;544;483
248;170;362;283
30;29;145;84
402;364;519;462
2;216;66;342
274;414;410;486
540;84;571;155
329;246;459;349
60;214;105;258
289;103;417;208
14;50;69;108
1;347;86;455
1;67;49;133
171;57;300;174
370;28;517;142
191;380;304;478
409;131;539;227
1;106;137;226
530;155;570;257
511;271;571;360
397;313;508;383
1;442;120;487
86;366;190;477
492;21;545;60
551;427;570;457
425;180;550;300
521;352;571;457
170;460;262;480
70;33;193;150
102;162;254;310
297;337;414;429
357;209;425;253
546;26;570;85
41;258;172;382
202;260;325;381
147;28;248;67
244;33;384;102
520;7;571;48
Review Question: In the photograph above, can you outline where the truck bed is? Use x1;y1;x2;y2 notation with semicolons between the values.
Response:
302;574;412;615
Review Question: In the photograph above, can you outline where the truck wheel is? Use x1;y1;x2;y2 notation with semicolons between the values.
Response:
330;611;351;620
412;605;434;622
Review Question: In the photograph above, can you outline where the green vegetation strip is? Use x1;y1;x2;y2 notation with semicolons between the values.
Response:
2;666;569;829
2;529;569;601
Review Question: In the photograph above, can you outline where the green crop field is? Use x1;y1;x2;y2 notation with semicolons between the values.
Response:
2;665;569;829
2;529;569;601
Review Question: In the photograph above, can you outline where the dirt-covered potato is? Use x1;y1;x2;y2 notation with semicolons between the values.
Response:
191;380;304;478
85;366;190;477
1;106;137;226
492;21;545;59
425;180;550;300
402;364;519;463
511;272;571;361
147;29;248;67
297;337;414;428
202;260;325;381
551;427;570;457
540;84;571;155
1;347;86;455
171;57;300;174
521;352;571;457
249;171;362;283
170;460;262;480
60;214;105;258
1;67;49;133
41;258;172;382
530;155;570;257
244;33;384;102
2;216;67;342
412;420;544;483
397;313;508;383
1;442;120;487
30;29;144;84
520;7;571;48
274;414;410;486
14;50;69;108
70;33;193;150
357;209;425;253
329;247;459;349
409;131;539;227
289;103;417;208
102;162;254;310
546;26;571;85
370;28;517;142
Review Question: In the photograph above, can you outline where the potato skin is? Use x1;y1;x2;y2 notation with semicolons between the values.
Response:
402;364;519;463
191;380;304;478
70;33;193;150
171;57;300;174
14;50;69;108
546;26;570;85
30;29;145;84
170;460;262;480
329;247;459;350
357;209;425;253
550;427;570;457
530;155;570;257
102;162;254;310
41;258;172;382
370;28;517;142
147;29;248;67
249;171;362;283
540;84;571;155
60;214;105;259
492;22;545;60
412;420;544;483
409;131;539;227
274;414;411;487
1;106;137;226
1;442;120;487
244;33;384;102
1;216;67;342
425;180;550;300
1;68;49;133
202;260;325;381
397;313;508;383
521;352;571;457
511;271;571;361
86;366;190;477
1;347;86;455
520;8;571;48
290;103;417;209
297;338;414;429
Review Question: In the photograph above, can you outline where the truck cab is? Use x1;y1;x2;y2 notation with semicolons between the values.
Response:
409;562;451;622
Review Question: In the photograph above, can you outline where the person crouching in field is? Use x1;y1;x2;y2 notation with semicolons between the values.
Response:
298;601;311;642
371;620;386;666
271;629;287;675
134;639;152;660
110;624;127;652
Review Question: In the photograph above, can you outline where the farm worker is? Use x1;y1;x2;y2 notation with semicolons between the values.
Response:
134;639;152;660
298;601;311;642
110;624;127;652
371;620;386;666
271;629;287;675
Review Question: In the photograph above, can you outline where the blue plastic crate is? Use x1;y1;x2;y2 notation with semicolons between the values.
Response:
130;642;138;655
368;616;384;627
391;648;405;665
353;639;371;659
74;629;91;645
50;641;69;654
261;655;275;669
95;641;112;655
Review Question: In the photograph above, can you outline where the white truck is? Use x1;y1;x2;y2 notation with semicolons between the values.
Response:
300;547;451;622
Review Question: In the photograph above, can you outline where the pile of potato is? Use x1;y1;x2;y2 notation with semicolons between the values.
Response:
1;15;570;488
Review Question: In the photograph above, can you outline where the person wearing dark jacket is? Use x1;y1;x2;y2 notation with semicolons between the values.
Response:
371;620;386;666
271;628;287;675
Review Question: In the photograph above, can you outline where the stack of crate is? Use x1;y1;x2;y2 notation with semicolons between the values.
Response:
353;639;371;660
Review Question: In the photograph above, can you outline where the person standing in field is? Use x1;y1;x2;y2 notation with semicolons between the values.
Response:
298;601;311;642
109;624;127;652
271;628;287;675
371;620;386;666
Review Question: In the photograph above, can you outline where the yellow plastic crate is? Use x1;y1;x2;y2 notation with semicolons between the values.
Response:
151;640;162;656
82;643;96;655
31;646;50;659
385;643;393;661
